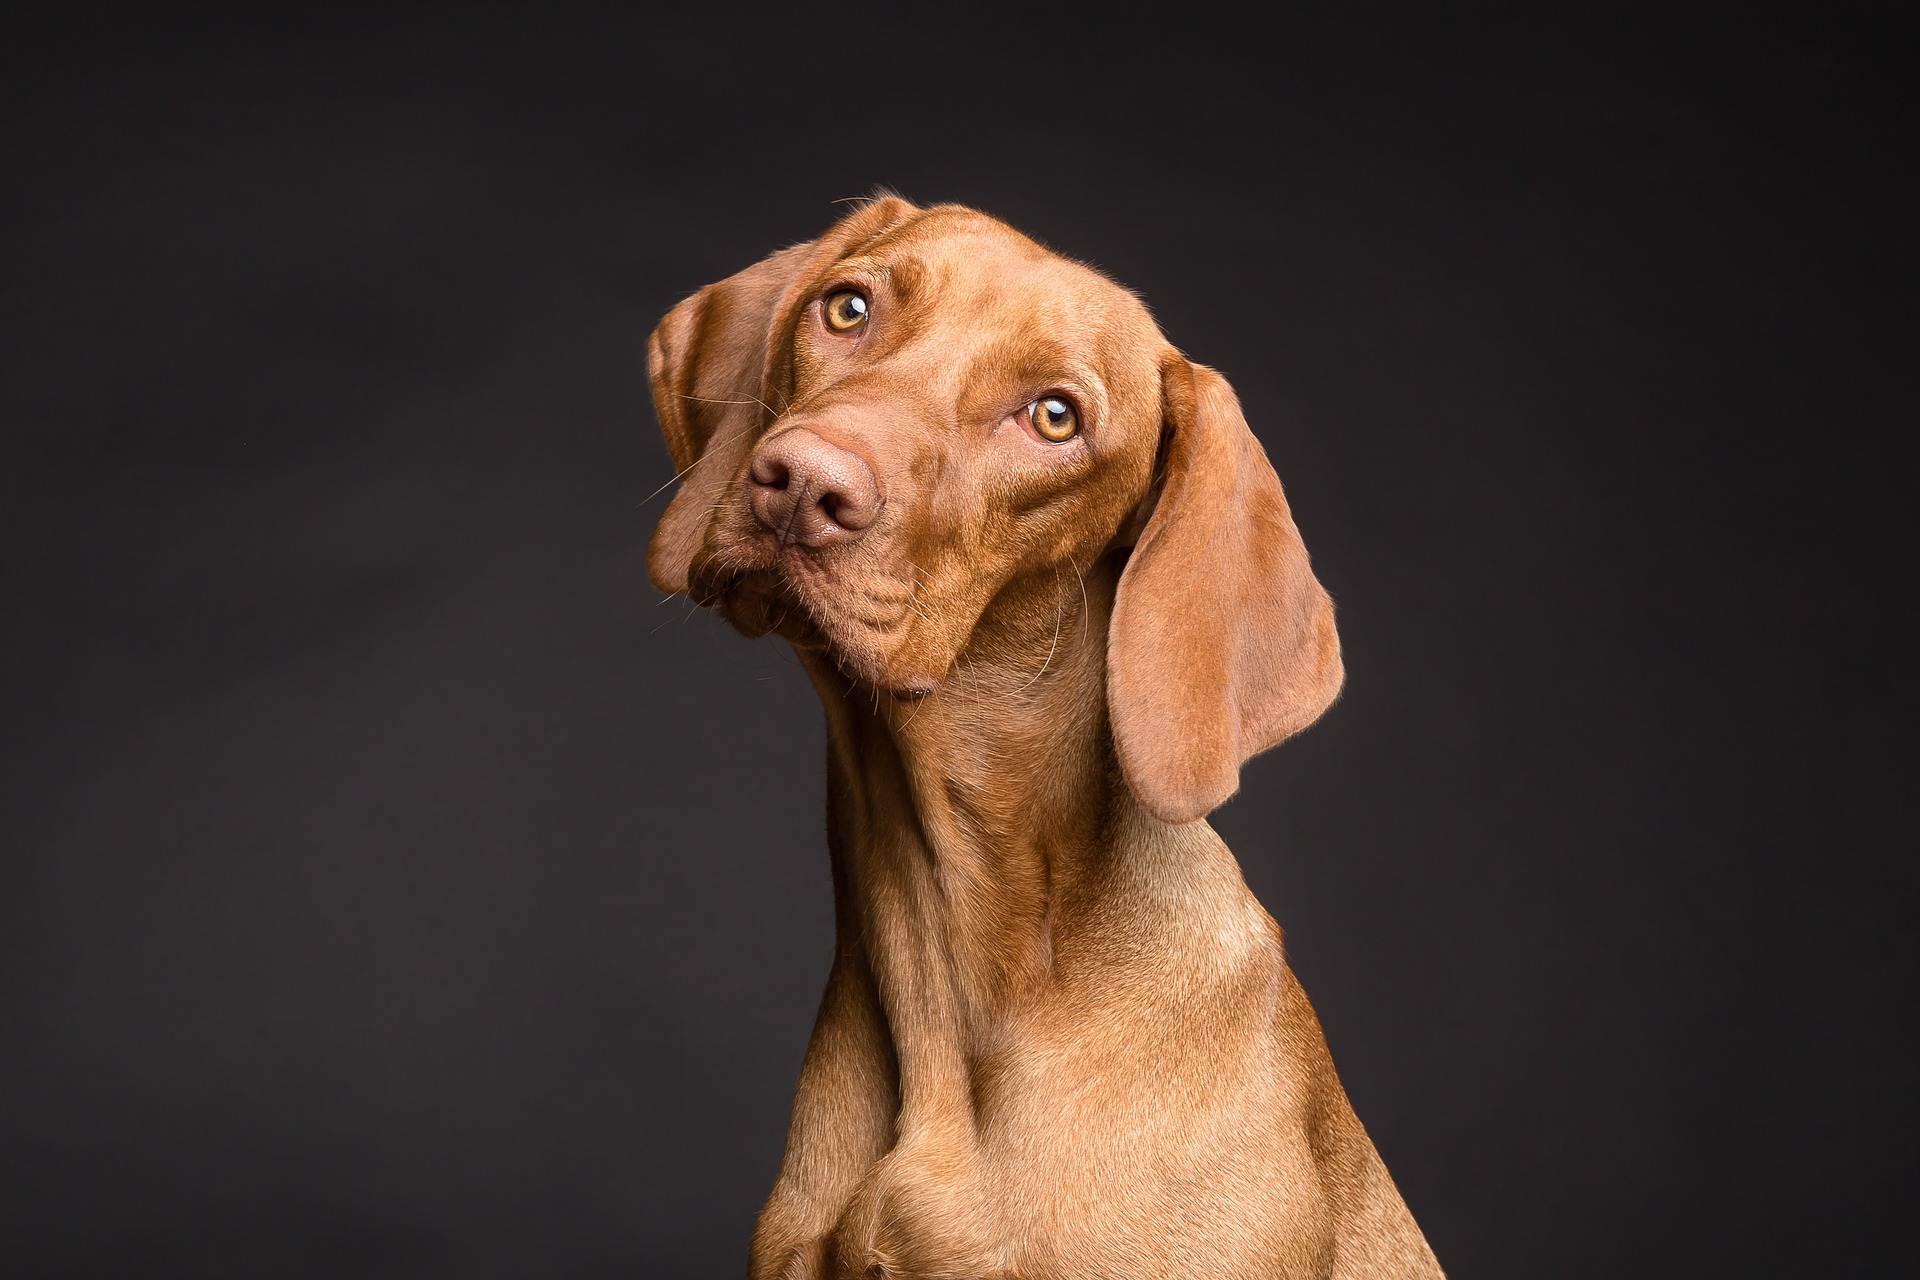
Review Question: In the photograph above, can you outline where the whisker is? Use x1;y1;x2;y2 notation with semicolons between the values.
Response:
638;387;793;508
902;571;937;628
902;560;940;624
1015;566;1067;695
636;418;758;507
650;599;695;633
678;391;782;420
898;686;929;732
1069;554;1090;636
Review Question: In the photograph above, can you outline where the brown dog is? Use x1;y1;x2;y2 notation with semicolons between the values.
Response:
647;197;1442;1279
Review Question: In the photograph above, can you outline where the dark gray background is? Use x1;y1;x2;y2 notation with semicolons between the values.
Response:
3;6;1912;1277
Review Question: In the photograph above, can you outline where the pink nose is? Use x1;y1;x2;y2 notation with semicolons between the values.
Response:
748;429;881;548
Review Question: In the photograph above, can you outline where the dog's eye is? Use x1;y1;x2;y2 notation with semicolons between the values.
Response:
1030;396;1079;442
823;289;870;333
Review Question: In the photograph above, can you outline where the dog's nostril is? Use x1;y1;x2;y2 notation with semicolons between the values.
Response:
750;457;791;491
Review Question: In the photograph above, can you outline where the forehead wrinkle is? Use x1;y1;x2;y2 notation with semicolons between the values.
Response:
828;208;1003;290
880;220;1059;301
835;202;946;262
865;223;1125;334
873;205;1156;323
894;204;1049;251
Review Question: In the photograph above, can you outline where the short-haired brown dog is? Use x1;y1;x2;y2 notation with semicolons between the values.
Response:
648;197;1442;1279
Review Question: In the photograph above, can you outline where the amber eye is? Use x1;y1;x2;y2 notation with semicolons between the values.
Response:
1030;396;1079;442
823;289;870;332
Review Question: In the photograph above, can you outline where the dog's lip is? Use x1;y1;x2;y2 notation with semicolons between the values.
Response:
695;560;945;699
882;674;939;700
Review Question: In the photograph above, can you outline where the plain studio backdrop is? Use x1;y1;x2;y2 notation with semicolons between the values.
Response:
2;7;1912;1278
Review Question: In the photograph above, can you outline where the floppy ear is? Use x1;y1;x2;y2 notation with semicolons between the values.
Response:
1107;357;1344;824
646;196;918;593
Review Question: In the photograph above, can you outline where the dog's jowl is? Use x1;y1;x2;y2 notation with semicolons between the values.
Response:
648;198;1443;1280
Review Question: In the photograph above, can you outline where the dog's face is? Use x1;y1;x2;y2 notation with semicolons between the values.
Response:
649;199;1344;822
667;206;1166;695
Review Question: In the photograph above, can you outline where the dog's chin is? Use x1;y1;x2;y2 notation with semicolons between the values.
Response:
698;567;944;702
697;568;803;641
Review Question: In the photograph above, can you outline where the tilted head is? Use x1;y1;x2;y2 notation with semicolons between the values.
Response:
647;198;1343;823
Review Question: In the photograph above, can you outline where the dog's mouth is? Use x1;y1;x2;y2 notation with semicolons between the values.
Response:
689;552;942;699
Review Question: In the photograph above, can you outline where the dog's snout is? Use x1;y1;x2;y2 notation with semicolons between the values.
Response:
749;429;880;547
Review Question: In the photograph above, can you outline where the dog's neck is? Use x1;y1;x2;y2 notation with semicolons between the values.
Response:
799;555;1214;1134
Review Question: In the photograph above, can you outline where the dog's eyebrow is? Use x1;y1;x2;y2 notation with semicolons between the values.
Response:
956;335;1105;423
992;335;1096;392
826;259;938;324
820;257;883;283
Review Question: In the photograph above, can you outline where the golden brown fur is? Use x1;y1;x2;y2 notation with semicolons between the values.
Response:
647;197;1442;1278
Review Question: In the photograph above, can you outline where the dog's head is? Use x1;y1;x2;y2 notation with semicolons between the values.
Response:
647;198;1342;823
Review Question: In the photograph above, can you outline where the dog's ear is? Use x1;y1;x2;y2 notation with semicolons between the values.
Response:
646;196;918;593
1107;357;1344;824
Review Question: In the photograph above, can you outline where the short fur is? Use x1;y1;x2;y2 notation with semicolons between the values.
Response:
647;198;1441;1279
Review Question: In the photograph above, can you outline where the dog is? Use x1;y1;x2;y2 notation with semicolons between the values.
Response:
647;196;1442;1279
